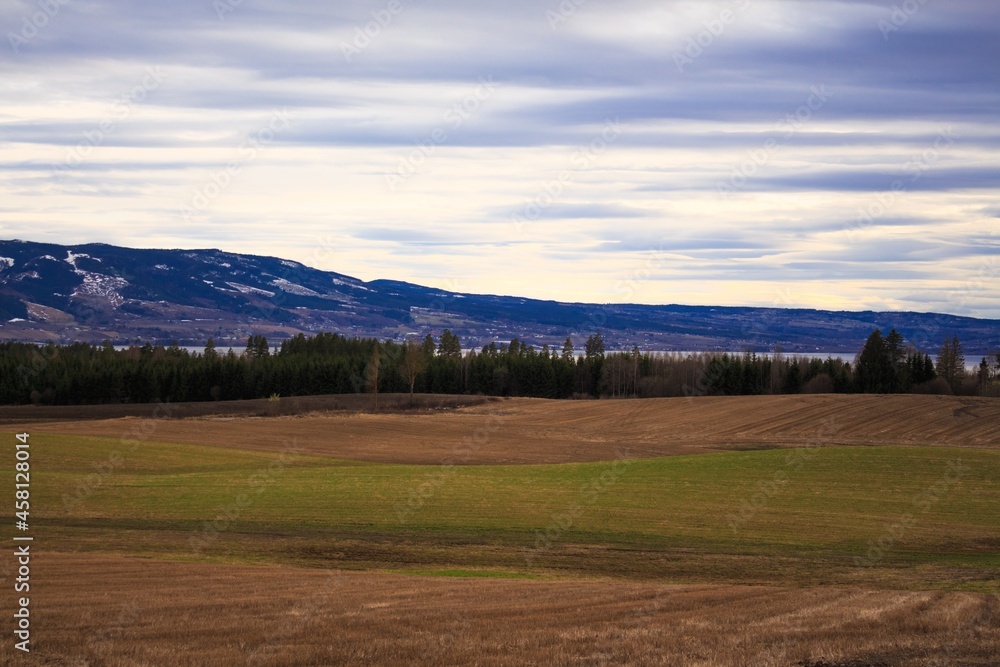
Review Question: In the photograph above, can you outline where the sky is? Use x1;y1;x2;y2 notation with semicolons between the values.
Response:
1;0;998;317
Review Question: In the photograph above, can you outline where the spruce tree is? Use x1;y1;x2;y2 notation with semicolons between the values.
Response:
936;335;965;394
561;336;574;361
855;329;894;393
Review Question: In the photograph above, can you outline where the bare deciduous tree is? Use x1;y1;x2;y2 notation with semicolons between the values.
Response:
401;338;425;402
366;343;381;410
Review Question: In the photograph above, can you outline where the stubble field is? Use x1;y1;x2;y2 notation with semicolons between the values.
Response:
7;553;999;666
1;393;998;665
13;393;1000;464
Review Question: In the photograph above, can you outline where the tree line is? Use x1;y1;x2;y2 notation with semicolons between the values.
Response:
1;328;996;406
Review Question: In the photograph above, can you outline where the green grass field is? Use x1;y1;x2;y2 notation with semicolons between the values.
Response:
17;433;1000;591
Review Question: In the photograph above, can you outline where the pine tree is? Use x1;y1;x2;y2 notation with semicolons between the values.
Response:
421;334;436;358
855;329;894;393
885;329;904;366
561;336;574;361
885;328;905;392
785;359;802;394
924;354;936;384
936;335;965;394
979;357;991;390
438;330;462;358
584;333;605;359
950;335;965;391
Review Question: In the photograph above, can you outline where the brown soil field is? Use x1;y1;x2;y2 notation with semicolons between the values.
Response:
4;552;996;667
12;393;1000;465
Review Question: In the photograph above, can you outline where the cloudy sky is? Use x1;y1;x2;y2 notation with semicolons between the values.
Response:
2;0;998;317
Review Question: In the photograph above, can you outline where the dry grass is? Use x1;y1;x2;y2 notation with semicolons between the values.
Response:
5;552;997;666
6;395;1000;665
12;393;1000;465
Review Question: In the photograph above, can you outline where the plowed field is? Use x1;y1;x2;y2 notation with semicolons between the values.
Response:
13;394;1000;464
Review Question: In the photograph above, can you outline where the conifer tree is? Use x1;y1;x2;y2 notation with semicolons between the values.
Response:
855;329;894;393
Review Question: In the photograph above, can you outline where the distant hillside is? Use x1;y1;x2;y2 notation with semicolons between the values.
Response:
0;239;997;354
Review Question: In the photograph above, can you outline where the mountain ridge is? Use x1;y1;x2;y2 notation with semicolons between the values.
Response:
1;239;997;355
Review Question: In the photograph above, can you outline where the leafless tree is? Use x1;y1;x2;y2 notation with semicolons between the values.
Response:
401;338;425;402
366;343;381;410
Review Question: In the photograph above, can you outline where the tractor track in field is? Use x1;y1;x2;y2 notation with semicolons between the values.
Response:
8;394;1000;465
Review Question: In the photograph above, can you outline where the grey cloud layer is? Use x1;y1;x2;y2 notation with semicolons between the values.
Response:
1;0;998;316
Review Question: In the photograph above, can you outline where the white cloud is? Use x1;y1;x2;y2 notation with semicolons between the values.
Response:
0;0;997;317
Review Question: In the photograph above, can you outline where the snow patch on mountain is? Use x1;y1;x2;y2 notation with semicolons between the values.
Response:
63;252;125;305
270;278;322;297
199;256;235;270
331;277;371;291
65;252;88;269
14;271;40;281
225;282;275;297
72;272;129;306
65;251;103;269
0;257;14;270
